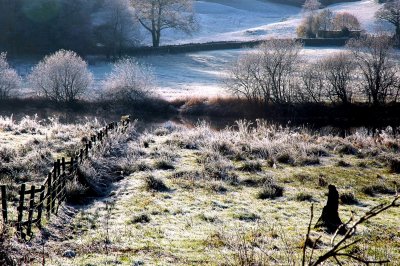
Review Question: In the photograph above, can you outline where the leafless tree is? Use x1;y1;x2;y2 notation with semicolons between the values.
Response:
226;39;302;105
28;50;93;103
0;52;21;100
376;0;400;41
94;0;141;58
347;34;399;104
102;57;155;103
297;62;324;103
303;0;322;13
131;0;197;47
320;52;356;104
318;9;335;31
226;53;269;105
259;39;302;104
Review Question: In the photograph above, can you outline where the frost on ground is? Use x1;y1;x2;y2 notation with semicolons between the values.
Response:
158;0;382;45
8;0;387;99
21;120;399;266
0;115;102;199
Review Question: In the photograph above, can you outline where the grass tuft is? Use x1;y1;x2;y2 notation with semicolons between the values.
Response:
144;175;169;192
257;183;284;199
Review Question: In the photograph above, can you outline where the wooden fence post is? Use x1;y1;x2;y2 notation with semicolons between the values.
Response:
61;157;66;174
70;157;74;173
26;185;35;237
17;184;26;238
57;159;61;176
79;149;84;163
52;164;57;214
1;185;7;224
46;173;52;217
37;185;45;228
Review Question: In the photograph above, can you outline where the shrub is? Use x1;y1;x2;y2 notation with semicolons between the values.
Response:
29;50;93;103
144;175;169;192
257;183;284;199
102;58;154;103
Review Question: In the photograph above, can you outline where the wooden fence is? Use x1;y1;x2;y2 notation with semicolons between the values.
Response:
0;116;130;240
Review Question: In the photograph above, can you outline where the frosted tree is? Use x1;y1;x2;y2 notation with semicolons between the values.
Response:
348;35;399;104
320;52;356;104
29;50;93;103
131;0;197;47
102;58;155;102
0;52;22;100
303;0;322;13
376;0;400;40
226;39;302;104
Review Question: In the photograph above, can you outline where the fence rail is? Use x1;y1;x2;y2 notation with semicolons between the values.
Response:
0;116;130;240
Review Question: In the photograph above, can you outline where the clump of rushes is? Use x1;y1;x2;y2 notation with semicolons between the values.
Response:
257;183;284;199
144;175;169;192
237;160;262;172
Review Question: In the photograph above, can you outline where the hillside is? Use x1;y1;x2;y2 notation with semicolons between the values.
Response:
266;0;361;6
160;0;382;45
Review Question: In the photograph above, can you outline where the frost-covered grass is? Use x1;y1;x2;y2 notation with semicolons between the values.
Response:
30;120;400;266
0;115;102;199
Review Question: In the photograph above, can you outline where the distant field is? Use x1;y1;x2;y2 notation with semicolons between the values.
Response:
266;0;360;6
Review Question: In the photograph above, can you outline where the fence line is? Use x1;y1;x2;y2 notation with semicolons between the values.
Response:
0;116;130;240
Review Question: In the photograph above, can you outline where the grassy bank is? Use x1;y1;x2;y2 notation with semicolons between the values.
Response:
2;118;398;265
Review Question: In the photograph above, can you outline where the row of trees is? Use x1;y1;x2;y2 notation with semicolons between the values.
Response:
297;10;361;38
0;0;196;55
0;50;154;103
299;0;400;43
226;35;400;106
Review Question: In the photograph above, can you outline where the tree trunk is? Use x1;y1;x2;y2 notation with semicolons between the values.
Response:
315;185;345;234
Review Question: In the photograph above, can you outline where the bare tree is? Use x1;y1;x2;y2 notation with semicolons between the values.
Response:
297;62;324;103
0;52;21;100
94;0;141;58
376;0;400;41
226;53;269;105
259;39;302;104
318;9;335;31
28;50;93;103
102;58;155;103
226;39;302;105
348;34;399;104
320;52;356;104
303;0;322;13
131;0;196;47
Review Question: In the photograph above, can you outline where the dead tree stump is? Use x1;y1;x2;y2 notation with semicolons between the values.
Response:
315;185;345;234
